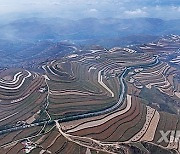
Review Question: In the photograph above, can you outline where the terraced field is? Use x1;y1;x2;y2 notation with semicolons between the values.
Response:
0;35;180;154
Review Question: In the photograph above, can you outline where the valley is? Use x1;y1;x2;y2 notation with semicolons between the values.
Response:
0;35;179;154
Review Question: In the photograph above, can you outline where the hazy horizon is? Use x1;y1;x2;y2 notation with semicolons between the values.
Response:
0;0;180;22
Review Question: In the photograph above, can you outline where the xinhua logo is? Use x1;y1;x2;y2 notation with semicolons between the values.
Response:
157;130;180;143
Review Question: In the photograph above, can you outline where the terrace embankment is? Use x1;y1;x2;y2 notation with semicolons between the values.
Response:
0;36;180;154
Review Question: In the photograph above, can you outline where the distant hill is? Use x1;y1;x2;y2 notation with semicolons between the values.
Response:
0;17;180;68
0;39;77;68
0;17;180;41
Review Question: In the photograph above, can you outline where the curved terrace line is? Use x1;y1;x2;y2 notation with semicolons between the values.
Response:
0;71;31;90
98;70;115;97
0;72;22;85
67;95;132;133
0;57;159;135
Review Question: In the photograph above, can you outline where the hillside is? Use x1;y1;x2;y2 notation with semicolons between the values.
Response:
0;17;180;41
0;35;179;154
